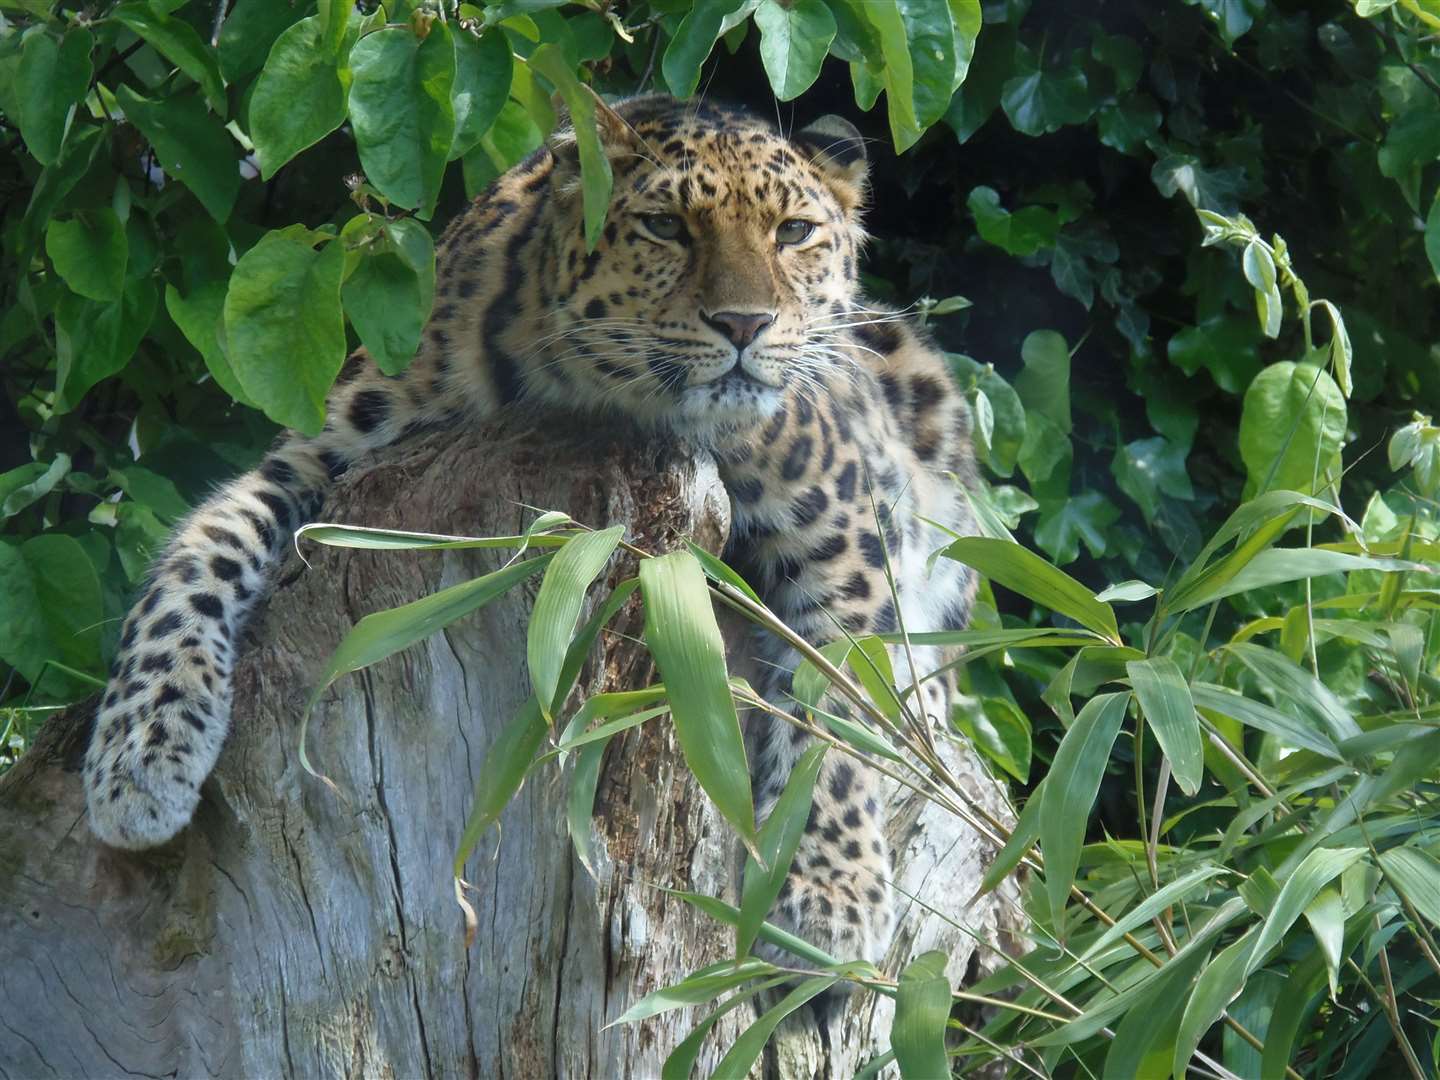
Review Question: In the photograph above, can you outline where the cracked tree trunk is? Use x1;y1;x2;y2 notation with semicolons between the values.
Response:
0;420;1025;1079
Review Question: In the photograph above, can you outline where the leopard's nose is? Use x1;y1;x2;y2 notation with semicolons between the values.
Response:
700;309;776;349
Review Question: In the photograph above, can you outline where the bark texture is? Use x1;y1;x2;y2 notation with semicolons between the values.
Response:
0;421;1025;1079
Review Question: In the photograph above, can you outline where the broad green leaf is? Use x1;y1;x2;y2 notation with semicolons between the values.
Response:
663;0;748;99
1033;491;1120;565
1128;657;1203;796
450;28;512;160
112;3;227;114
1014;329;1072;434
737;743;825;958
217;0;307;82
15;28;92;165
349;24;456;216
341;220;436;375
1191;683;1341;759
46;211;127;302
856;0;922;150
115;86;240;222
1248;847;1366;974
1041;692;1129;929
0;455;70;519
250;16;350;178
224;228;347;435
1238;361;1347;498
529;44;612;249
54;278;158;412
1172;929;1259;1078
946;353;1026;476
1186;0;1256;44
528;526;624;717
754;0;835;101
1166;313;1262;395
1112;436;1193;525
939;537;1120;641
452;696;549;879
1222;642;1362;741
18;123;105;259
0;534;104;685
954;695;1031;782
1096;94;1161;154
1378;846;1440;926
613;958;779;1025
165;281;256;407
1001;44;1091;137
1427;190;1440;285
898;0;979;128
318;0;351;55
113;465;190;522
967;187;1059;257
893;950;951;1079
712;976;840;1076
639;551;758;856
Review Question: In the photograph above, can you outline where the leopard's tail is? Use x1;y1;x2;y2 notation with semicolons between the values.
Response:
85;364;453;849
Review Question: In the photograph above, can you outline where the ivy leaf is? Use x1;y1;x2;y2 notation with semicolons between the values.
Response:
1166;314;1262;394
947;353;1027;476
1096;94;1161;155
967;186;1059;256
223;228;347;435
116;86;240;222
1014;329;1072;434
349;24;456;217
1238;362;1347;498
754;0;835;101
1034;491;1120;565
450;29;512;161
1151;153;1246;213
45;210;127;302
1112;436;1194;525
1183;0;1259;45
1425;190;1440;285
1000;45;1092;137
15;28;93;165
250;15;351;179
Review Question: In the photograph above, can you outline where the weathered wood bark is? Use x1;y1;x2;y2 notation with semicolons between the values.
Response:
0;421;1025;1079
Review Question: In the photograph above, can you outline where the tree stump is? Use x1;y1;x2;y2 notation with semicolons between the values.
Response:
0;421;1025;1079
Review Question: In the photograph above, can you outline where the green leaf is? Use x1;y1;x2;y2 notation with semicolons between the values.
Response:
1238;361;1346;498
1041;692;1130;930
979;783;1041;894
1072;864;1228;968
1166;313;1261;395
1095;580;1157;603
939;537;1120;641
113;465;190;522
54;278;158;413
712;976;840;1076
0;455;70;519
1035;492;1121;566
217;0;307;82
1378;846;1440;927
112;3;227;115
662;0;747;99
223;228;347;435
1096;93;1161;154
967;187;1059;256
1171;929;1258;1078
528;43;612;250
318;0;351;55
250;15;351;179
1001;44;1091;137
1127;657;1203;796
893;950;951;1079
754;0;835;101
0;534;104;685
450;29;512;160
1185;0;1257;44
45;210;127;302
1427;191;1440;285
1248;847;1366;973
898;0;979;129
1191;683;1341;759
954;695;1031;782
1222;642;1362;742
1314;299;1352;398
528;526;624;717
660;981;789;1080
349;24;456;217
639;551;758;857
737;743;825;958
613;958;780;1025
115;86;240;222
15;28;93;165
341;220;436;375
856;0;922;151
1177;547;1423;611
1112;436;1193;525
165;281;256;407
453;696;549;878
1014;329;1072;434
1242;240;1283;338
1303;886;1346;997
946;354;1026;476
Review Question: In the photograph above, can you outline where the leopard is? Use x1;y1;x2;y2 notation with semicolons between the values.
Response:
82;94;978;982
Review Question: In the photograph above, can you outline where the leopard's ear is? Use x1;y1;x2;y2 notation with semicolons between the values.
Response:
793;114;869;202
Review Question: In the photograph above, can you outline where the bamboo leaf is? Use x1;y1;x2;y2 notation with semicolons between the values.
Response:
713;976;840;1076
528;525;624;718
893;950;951;1080
1248;847;1367;974
1172;928;1259;1078
612;958;779;1025
1127;656;1203;796
1378;846;1440;927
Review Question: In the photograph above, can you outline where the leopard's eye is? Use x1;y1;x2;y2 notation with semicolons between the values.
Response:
776;219;816;246
639;213;686;241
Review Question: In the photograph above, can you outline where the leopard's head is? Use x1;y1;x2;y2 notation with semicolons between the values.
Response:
538;96;870;439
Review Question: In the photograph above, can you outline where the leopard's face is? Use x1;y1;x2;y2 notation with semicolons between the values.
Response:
539;100;869;440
